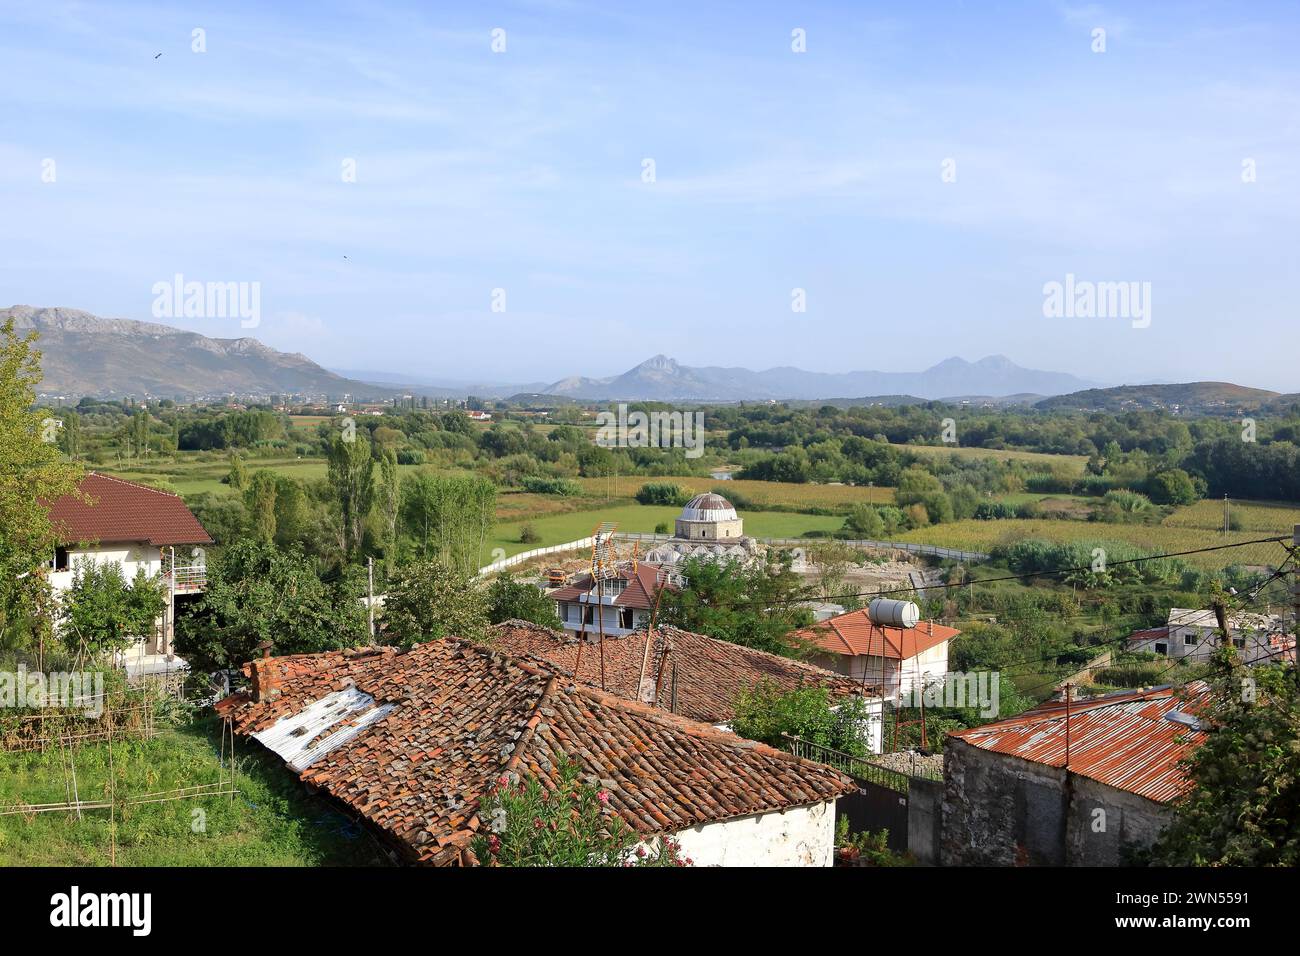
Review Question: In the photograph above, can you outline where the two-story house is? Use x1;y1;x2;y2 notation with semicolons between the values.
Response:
46;473;213;681
549;563;674;640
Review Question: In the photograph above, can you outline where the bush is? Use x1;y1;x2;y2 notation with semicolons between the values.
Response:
732;680;872;756
519;524;541;544
521;476;582;497
470;758;689;867
654;521;670;534
635;482;689;506
396;449;425;465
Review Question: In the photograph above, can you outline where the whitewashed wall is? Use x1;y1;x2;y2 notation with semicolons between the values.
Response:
47;545;162;596
668;800;837;867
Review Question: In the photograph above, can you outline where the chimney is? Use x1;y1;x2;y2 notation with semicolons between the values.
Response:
249;640;281;703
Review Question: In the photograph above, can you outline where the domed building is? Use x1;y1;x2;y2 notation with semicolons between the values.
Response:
644;492;764;568
675;493;744;540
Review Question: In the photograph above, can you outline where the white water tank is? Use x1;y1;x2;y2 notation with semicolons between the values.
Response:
869;598;920;629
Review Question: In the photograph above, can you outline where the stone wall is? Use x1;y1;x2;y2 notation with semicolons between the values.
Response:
940;736;1174;866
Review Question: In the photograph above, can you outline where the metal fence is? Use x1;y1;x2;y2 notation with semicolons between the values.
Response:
783;734;943;793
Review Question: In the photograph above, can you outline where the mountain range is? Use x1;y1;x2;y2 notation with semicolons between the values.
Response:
7;306;1109;402
25;304;1254;408
537;353;1102;402
5;306;392;400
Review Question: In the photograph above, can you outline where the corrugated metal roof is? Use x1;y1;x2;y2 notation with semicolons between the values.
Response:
949;683;1210;803
252;686;396;771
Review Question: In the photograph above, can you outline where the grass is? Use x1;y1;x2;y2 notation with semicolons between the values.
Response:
0;718;386;866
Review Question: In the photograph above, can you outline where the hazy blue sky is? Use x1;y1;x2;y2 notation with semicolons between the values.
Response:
1;1;1297;388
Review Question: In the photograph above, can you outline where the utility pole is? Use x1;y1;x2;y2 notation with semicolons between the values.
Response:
1293;525;1300;681
1063;683;1073;769
1223;495;1229;535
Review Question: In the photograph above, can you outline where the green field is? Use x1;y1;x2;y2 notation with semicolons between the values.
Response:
0;720;384;866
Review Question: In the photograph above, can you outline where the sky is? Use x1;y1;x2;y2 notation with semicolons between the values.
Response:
1;0;1297;389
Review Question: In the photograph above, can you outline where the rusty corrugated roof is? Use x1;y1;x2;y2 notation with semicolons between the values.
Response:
948;683;1211;803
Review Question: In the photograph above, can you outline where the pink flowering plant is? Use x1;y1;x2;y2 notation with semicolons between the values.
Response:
471;757;690;867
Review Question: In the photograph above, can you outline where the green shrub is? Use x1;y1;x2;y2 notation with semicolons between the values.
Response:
521;476;582;496
635;482;689;506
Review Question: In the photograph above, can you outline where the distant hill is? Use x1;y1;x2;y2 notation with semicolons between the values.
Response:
541;354;1101;402
4;305;396;401
1035;382;1279;414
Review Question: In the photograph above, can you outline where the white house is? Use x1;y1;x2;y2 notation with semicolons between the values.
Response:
1128;607;1294;666
794;606;961;700
46;473;213;680
549;562;673;639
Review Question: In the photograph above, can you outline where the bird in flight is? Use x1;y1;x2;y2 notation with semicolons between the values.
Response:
154;52;162;59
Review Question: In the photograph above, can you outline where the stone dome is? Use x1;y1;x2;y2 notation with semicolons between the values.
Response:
679;493;738;523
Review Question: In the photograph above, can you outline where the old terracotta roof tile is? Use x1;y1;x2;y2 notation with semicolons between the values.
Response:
220;638;853;865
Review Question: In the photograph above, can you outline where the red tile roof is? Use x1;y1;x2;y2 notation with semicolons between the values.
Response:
793;607;959;661
46;473;213;547
217;639;854;865
948;683;1210;803
490;620;872;724
548;562;671;611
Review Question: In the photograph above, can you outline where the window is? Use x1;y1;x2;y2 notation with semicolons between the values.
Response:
1154;642;1168;655
1184;633;1199;646
53;547;70;571
1233;637;1246;649
620;608;633;629
582;606;594;626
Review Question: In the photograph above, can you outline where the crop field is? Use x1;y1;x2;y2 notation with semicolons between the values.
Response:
891;443;1089;474
895;517;1287;570
1163;498;1300;534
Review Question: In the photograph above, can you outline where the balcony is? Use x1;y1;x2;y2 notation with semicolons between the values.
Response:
165;563;207;593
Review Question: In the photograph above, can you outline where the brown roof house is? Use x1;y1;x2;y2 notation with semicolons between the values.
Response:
549;562;673;639
45;473;212;682
217;638;855;866
491;620;884;751
940;684;1209;866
